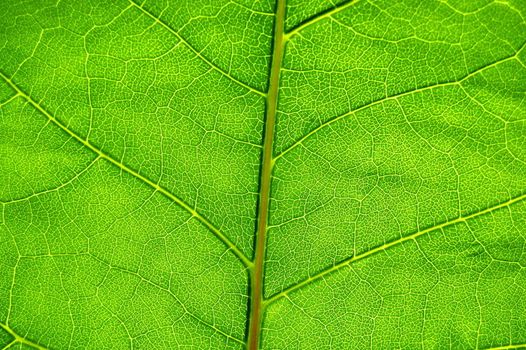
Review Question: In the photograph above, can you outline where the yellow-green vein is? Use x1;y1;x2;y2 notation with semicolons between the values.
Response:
0;71;253;270
0;323;48;350
128;0;267;97
247;0;286;349
264;191;526;305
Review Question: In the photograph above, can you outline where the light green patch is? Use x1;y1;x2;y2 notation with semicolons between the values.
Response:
1;0;526;349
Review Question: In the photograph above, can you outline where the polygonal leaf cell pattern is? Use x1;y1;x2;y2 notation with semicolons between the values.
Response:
1;0;526;349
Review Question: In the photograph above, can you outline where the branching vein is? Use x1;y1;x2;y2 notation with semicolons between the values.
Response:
128;0;267;97
0;323;48;350
264;191;526;305
0;71;253;270
273;40;526;162
285;0;361;40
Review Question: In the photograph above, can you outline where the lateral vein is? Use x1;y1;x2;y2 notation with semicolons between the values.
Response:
264;191;526;305
481;344;526;350
0;323;48;350
0;71;253;270
88;253;246;345
128;0;267;97
273;42;526;162
285;0;361;40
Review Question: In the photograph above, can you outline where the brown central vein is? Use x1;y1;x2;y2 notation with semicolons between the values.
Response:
247;0;286;349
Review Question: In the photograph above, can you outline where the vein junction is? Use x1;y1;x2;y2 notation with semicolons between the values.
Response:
264;191;526;305
0;71;252;270
258;0;526;309
128;0;266;97
0;323;48;350
1;0;526;348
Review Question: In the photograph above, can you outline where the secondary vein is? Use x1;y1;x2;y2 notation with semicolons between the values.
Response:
264;191;526;306
0;323;48;350
273;41;526;162
128;0;267;97
285;0;361;40
481;343;526;350
247;1;286;349
0;71;252;270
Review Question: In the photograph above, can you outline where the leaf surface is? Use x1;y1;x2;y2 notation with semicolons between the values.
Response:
1;0;526;349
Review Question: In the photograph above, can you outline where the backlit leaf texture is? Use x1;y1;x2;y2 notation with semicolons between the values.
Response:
1;0;526;349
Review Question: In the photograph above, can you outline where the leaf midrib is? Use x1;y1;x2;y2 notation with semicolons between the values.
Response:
247;0;286;349
3;0;526;348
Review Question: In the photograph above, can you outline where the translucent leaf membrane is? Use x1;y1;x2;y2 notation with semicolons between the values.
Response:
1;0;526;349
263;200;526;349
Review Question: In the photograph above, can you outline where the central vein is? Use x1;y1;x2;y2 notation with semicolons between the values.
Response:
247;0;286;349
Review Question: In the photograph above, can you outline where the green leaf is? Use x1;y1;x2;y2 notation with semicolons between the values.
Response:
1;0;526;349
